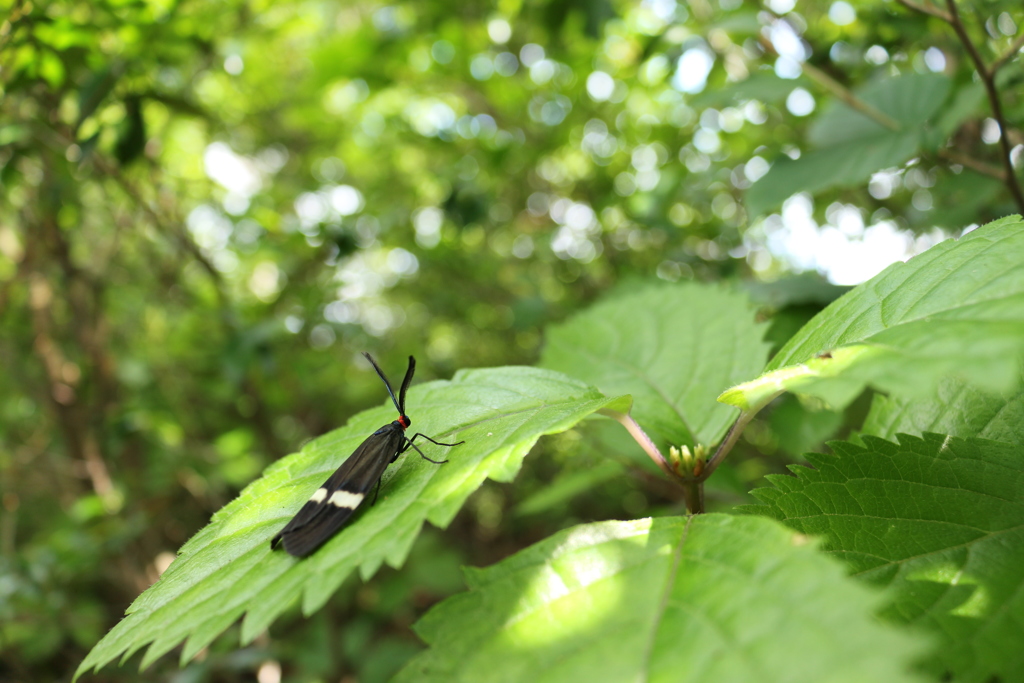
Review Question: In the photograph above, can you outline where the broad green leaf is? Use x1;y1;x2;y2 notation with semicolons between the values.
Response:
396;515;926;683
75;367;628;679
861;376;1024;445
541;283;770;447
747;73;951;216
807;73;950;147
746;133;920;217
746;433;1024;682
719;216;1024;410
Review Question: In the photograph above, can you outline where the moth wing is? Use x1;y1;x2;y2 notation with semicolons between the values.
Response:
272;426;405;557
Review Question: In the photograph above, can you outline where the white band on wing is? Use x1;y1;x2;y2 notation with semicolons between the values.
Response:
328;490;365;509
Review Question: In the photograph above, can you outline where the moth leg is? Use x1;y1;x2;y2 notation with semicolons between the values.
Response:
409;432;465;448
372;478;382;505
404;437;449;464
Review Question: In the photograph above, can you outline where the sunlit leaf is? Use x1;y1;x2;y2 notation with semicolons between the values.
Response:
719;216;1024;410
397;515;926;683
541;283;770;447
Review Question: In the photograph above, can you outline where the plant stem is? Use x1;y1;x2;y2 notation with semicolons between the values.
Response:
699;408;754;481
680;479;703;515
600;409;705;512
599;408;677;481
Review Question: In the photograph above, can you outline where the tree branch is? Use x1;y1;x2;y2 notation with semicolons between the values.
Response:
895;1;1024;212
942;0;1024;212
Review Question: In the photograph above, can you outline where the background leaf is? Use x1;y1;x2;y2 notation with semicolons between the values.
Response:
746;433;1024;682
719;216;1024;410
746;73;952;216
690;72;806;108
540;283;770;447
397;515;926;683
75;367;628;678
861;376;1024;445
806;73;950;147
745;133;919;218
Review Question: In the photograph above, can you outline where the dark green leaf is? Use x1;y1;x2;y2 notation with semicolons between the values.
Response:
861;376;1024;445
746;433;1024;682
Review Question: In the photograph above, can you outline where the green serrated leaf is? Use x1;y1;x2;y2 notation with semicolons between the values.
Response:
862;375;1024;445
719;216;1024;410
745;432;1024;682
75;366;627;679
396;515;927;683
540;282;770;447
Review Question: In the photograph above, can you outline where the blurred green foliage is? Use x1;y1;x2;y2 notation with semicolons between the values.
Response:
1;0;1022;680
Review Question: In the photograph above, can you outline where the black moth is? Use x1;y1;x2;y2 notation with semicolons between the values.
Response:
271;353;463;557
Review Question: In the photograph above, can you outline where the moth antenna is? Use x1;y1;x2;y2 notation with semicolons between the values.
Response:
398;356;415;415
362;352;402;415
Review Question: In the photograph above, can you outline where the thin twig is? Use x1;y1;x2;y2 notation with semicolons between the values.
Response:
936;147;1006;179
941;0;1024;212
90;154;228;300
894;0;951;22
799;60;902;131
757;34;901;131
